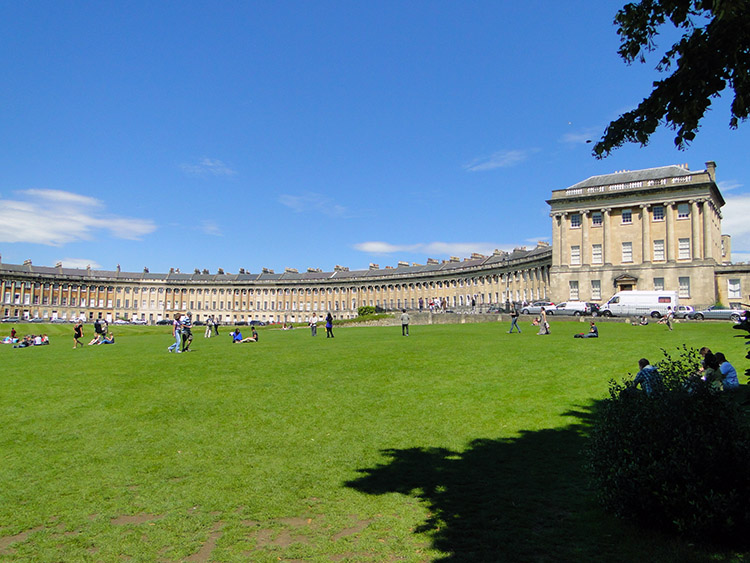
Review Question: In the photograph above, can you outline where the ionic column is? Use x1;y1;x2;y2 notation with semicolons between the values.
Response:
581;210;590;265
702;200;712;260
690;199;702;260
602;208;611;264
640;204;651;263
665;201;676;261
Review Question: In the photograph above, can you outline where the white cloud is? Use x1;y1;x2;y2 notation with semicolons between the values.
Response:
180;158;237;177
354;241;514;257
718;180;743;193
200;220;223;237
58;258;102;269
278;193;350;217
463;149;536;172
0;189;157;246
723;194;750;261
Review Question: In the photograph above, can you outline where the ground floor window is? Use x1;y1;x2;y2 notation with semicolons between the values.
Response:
591;280;601;301
569;280;579;301
679;277;690;298
653;277;664;292
728;278;741;299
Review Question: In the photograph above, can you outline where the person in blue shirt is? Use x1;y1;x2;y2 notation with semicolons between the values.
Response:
575;321;599;338
633;358;662;395
714;352;740;390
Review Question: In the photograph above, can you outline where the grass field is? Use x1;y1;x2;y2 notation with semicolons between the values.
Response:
1;318;748;562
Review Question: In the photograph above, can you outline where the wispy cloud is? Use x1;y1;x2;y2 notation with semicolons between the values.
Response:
0;189;156;246
278;193;350;218
718;180;743;193
58;258;102;269
354;241;513;257
463;149;536;172
180;158;237;177
200;220;223;237
559;126;600;146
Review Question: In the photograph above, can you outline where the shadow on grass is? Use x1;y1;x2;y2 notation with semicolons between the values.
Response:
345;404;739;562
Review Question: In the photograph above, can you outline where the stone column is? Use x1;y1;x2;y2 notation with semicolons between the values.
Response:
690;199;702;260
581;210;590;265
665;201;676;261
702;200;712;260
602;208;611;264
560;213;568;267
640;204;650;263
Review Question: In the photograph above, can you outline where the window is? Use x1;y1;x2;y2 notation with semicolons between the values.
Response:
622;209;632;224
728;279;741;299
570;213;581;228
654;277;665;292
569;280;579;301
679;277;691;298
622;242;633;263
678;238;691;260
571;245;581;265
592;212;602;226
653;239;665;261
592;244;602;264
652;205;664;221
677;203;690;218
591;280;601;301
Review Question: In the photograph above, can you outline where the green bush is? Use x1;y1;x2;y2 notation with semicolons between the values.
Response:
587;347;750;543
357;305;376;317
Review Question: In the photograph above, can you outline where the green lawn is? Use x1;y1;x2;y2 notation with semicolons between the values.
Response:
1;319;748;562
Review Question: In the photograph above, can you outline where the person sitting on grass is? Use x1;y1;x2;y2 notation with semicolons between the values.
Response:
231;329;243;343
574;321;598;338
13;335;33;348
100;332;115;344
715;352;739;391
633;358;662;396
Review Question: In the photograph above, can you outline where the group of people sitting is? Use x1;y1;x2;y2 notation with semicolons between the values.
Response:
231;326;259;343
88;332;116;345
698;347;739;391
9;333;50;348
632;348;740;395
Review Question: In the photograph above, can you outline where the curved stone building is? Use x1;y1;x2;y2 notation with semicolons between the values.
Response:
1;161;748;323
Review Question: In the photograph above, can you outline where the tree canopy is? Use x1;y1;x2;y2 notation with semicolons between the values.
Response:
593;0;750;158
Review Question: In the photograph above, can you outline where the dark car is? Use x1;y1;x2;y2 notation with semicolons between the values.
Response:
248;320;266;326
155;319;172;325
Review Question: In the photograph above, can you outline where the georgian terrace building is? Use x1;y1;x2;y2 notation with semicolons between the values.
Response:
2;160;748;323
0;247;552;324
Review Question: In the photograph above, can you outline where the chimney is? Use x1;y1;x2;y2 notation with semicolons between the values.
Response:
705;161;717;182
369;263;379;270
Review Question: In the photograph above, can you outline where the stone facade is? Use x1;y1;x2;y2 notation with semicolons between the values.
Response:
1;161;748;323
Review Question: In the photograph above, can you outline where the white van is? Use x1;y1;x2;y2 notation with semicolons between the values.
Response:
599;291;679;318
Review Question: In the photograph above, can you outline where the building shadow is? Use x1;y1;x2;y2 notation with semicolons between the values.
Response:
345;404;736;562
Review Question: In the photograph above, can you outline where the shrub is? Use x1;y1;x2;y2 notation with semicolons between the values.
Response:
357;306;376;317
587;347;750;543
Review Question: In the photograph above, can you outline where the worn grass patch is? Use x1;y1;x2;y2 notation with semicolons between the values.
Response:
1;320;747;561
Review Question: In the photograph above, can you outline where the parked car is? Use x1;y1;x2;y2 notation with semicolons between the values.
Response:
673;305;695;319
520;301;555;315
248;320;267;326
155;319;172;325
131;319;148;325
554;302;598;316
486;304;506;313
1;316;20;323
114;319;130;325
687;307;747;321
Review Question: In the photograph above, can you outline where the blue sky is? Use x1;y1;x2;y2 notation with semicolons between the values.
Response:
2;1;749;273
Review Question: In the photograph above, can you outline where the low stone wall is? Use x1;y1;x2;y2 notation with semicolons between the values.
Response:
349;312;633;327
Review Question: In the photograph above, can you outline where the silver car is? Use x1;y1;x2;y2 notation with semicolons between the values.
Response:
687;307;747;321
520;301;556;315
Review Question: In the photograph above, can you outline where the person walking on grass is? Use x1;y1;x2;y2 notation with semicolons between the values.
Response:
537;307;550;335
325;312;334;338
168;313;182;353
401;309;410;336
508;303;521;334
180;311;193;352
73;320;84;348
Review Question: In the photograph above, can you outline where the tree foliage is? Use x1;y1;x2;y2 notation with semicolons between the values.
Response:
594;0;750;158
